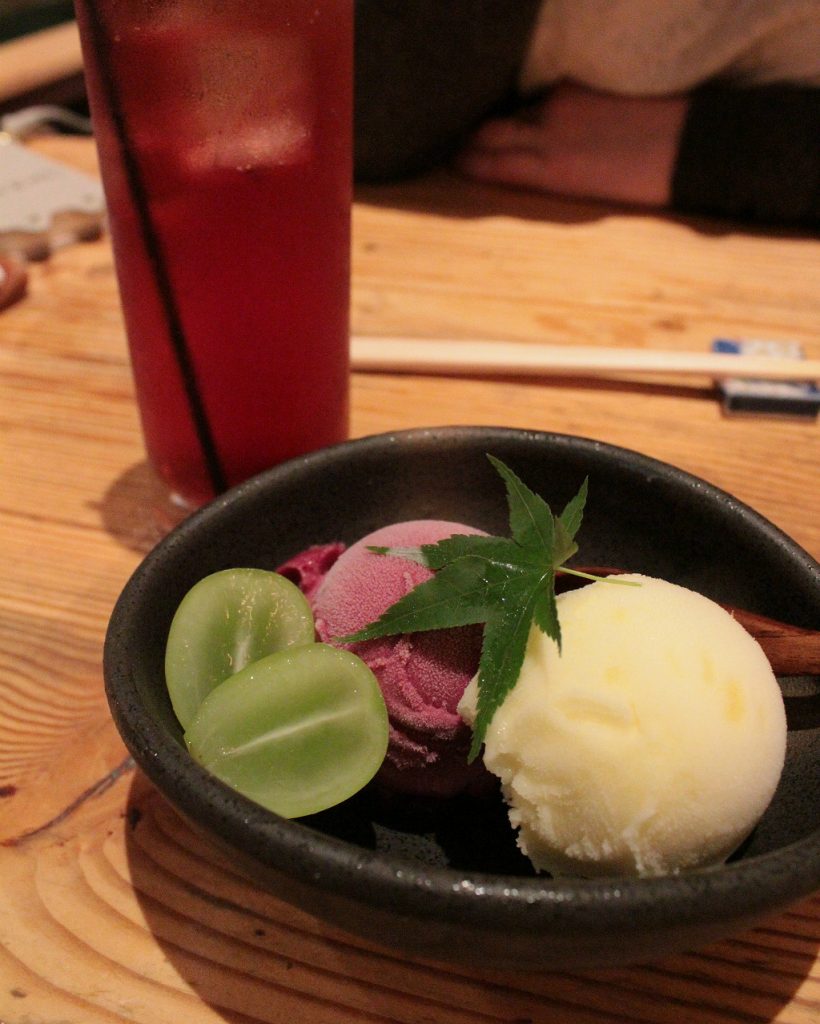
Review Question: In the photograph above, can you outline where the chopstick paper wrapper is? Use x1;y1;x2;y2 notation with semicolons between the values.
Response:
712;338;820;417
351;337;820;384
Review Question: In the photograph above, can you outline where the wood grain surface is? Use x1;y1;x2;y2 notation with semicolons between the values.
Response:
0;135;818;1024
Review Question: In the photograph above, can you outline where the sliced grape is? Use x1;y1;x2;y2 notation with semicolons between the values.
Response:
184;643;389;818
165;568;315;729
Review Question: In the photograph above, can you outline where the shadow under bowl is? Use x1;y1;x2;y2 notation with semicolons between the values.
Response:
104;426;820;971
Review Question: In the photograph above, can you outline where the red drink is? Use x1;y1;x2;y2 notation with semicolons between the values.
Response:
73;1;351;507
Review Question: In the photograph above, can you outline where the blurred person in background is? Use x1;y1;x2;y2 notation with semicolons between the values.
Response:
355;0;820;228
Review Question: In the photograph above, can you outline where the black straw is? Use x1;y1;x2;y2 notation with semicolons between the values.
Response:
83;2;228;495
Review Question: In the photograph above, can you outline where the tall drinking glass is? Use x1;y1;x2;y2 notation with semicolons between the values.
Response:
73;0;352;510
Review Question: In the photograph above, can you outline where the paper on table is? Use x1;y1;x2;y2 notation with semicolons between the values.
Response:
0;137;105;259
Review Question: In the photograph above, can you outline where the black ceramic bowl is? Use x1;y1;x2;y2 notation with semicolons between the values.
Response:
104;427;820;970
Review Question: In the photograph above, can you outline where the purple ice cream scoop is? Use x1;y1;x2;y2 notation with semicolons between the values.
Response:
277;541;346;603
280;521;489;798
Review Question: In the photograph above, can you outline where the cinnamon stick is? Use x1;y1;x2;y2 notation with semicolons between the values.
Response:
556;568;820;676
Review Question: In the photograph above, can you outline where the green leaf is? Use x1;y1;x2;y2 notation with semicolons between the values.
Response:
532;568;561;646
341;545;527;643
559;476;588;543
487;454;554;555
368;534;522;572
335;455;592;755
552;518;578;568
365;544;427;565
469;581;542;762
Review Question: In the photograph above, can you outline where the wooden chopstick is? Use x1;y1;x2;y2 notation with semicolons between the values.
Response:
351;336;820;383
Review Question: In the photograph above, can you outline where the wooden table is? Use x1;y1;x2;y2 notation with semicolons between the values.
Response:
1;135;818;1024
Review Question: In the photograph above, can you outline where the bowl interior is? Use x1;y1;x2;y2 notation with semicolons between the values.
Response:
105;427;820;946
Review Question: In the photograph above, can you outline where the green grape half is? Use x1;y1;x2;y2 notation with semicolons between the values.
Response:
184;643;389;818
165;568;315;730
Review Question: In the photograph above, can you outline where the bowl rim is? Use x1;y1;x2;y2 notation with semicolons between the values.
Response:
104;425;820;929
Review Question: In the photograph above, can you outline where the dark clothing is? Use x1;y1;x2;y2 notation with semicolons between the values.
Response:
673;84;820;227
354;2;820;228
355;0;543;181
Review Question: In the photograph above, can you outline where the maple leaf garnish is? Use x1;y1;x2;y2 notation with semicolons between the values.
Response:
340;455;599;760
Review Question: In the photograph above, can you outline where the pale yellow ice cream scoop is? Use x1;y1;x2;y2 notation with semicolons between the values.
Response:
459;575;787;878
